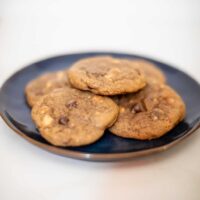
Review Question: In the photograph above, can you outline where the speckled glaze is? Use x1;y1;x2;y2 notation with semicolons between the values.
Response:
0;52;200;161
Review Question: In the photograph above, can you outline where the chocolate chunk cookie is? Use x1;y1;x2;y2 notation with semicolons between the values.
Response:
32;87;119;147
25;71;69;107
131;60;166;83
109;83;185;140
67;56;146;95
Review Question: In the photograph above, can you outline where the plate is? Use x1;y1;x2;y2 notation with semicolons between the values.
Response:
0;52;200;161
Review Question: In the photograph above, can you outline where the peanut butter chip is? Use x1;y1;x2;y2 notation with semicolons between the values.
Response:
56;72;65;79
151;115;158;121
153;98;158;103
58;116;69;125
46;82;52;88
43;115;53;126
167;98;175;104
120;107;125;113
40;106;49;114
92;96;102;102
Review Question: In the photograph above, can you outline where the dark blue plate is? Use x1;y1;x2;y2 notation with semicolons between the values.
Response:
0;52;200;161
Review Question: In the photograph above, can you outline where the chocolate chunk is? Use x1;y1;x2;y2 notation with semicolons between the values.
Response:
58;116;69;125
131;103;145;113
66;100;77;109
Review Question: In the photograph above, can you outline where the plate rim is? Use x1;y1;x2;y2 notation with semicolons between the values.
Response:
0;51;200;161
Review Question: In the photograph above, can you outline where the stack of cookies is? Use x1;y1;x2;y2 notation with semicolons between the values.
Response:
25;56;186;147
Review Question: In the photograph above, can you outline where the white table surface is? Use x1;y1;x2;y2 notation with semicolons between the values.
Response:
0;0;200;199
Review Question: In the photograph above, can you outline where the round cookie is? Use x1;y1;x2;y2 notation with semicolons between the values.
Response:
32;87;119;147
67;56;146;95
109;83;185;140
25;71;69;107
131;60;166;83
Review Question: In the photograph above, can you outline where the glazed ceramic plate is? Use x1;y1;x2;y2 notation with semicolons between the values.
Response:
0;52;200;161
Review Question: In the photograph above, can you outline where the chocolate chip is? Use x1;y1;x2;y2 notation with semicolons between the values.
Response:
66;100;77;109
58;116;69;125
131;103;145;113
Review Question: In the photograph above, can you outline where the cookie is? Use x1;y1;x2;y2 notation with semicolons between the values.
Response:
25;71;69;107
67;56;146;95
131;60;166;83
109;83;185;140
31;87;119;147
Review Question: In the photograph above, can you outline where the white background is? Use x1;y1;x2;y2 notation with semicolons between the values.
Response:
0;0;200;199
